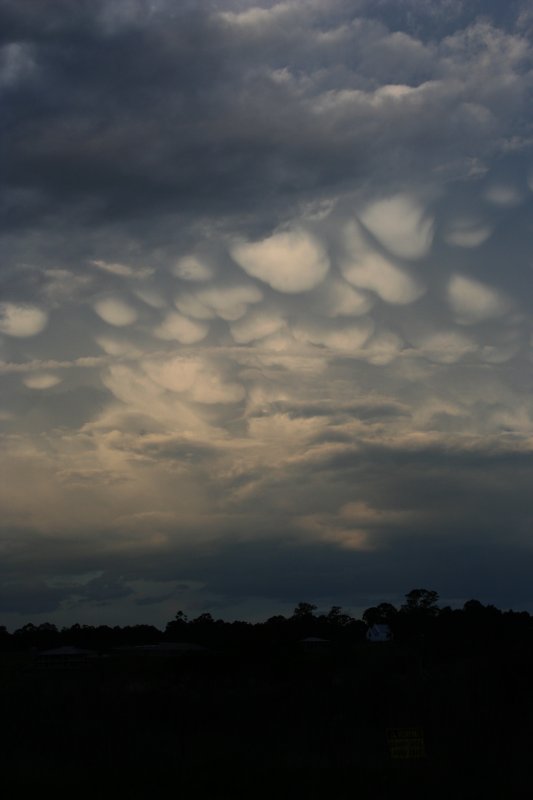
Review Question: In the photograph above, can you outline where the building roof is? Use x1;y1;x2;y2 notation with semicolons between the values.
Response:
366;624;392;642
37;646;96;657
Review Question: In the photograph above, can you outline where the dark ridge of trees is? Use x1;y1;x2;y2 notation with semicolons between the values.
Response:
3;589;533;653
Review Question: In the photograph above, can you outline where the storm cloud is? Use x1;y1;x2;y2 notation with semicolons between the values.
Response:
1;0;533;626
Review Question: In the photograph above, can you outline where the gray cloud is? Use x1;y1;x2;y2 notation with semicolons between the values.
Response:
2;1;531;233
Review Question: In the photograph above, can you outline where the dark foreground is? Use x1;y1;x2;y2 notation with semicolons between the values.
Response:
2;638;532;796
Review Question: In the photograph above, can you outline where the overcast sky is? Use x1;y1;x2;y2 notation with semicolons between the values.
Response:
1;0;533;628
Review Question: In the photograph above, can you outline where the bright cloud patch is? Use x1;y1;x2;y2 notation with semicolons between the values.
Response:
443;220;492;248
359;194;434;260
447;275;509;324
230;310;286;343
93;297;138;326
341;223;424;305
142;357;244;404
176;285;263;321
23;373;62;389
293;318;374;352
363;331;404;365
95;336;141;357
319;279;373;318
0;303;48;337
415;331;477;364
231;229;329;293
153;311;209;343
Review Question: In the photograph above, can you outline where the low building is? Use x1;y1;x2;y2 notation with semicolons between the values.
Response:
35;646;98;669
299;637;331;654
366;624;393;643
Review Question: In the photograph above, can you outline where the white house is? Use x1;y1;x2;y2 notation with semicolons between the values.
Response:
366;624;393;643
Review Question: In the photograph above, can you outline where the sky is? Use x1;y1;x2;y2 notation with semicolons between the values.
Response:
1;0;533;629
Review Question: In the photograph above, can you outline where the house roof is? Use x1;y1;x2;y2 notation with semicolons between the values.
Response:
37;646;96;657
366;624;392;641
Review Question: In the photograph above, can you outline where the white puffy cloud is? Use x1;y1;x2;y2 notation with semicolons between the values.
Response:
317;279;373;318
230;310;286;344
359;194;434;260
231;228;329;293
176;284;263;321
93;297;138;326
293;318;374;353
341;222;424;305
142;357;244;404
141;357;202;394
172;255;214;282
95;336;142;357
100;364;167;410
414;330;478;364
173;292;213;320
447;274;509;324
153;311;209;343
23;373;62;389
0;303;48;337
217;4;294;31
362;331;404;365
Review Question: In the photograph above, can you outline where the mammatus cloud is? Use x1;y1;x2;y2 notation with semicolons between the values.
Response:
230;309;286;343
359;194;434;260
93;297;138;327
0;304;48;337
414;330;477;365
23;373;62;390
317;280;372;318
447;275;509;324
153;312;210;343
141;356;245;404
341;222;424;305
231;229;330;293
175;284;263;321
293;318;375;353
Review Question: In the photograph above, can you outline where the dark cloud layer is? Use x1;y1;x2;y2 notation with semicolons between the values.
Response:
3;0;532;232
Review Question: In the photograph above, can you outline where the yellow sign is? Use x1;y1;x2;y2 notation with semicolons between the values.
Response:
386;727;426;760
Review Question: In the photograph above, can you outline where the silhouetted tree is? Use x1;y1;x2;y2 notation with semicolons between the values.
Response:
326;605;353;626
363;602;397;626
165;610;189;639
402;588;439;615
292;602;317;618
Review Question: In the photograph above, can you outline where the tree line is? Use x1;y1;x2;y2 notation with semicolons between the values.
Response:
2;588;533;653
